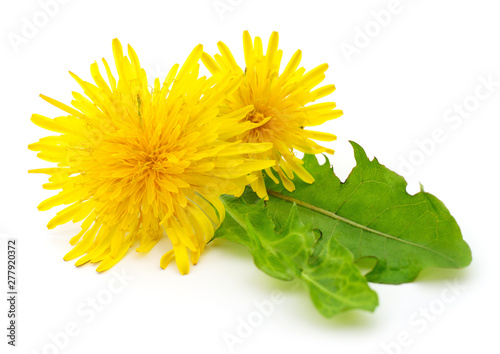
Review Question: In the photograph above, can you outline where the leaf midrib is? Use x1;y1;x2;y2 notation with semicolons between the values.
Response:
267;190;457;265
301;272;367;310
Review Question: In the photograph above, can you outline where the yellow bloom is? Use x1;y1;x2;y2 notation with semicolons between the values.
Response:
29;39;274;275
201;31;343;198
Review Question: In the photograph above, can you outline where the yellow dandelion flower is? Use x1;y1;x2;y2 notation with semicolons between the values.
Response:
29;39;274;275
201;31;343;198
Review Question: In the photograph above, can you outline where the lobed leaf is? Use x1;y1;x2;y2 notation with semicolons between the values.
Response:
263;141;472;284
215;191;379;317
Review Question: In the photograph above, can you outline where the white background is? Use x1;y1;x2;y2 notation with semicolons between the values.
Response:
1;0;499;353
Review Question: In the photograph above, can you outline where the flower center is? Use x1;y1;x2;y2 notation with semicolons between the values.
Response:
248;111;266;123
